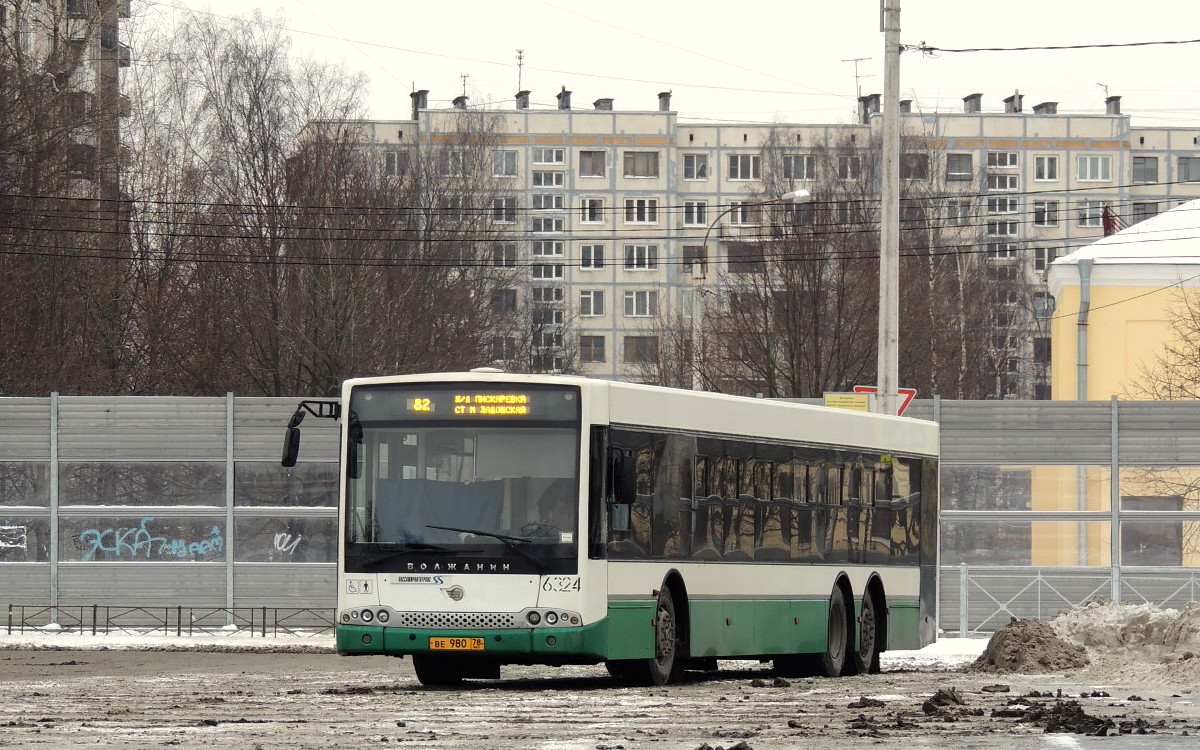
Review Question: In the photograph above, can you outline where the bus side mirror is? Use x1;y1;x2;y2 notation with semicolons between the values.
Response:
281;409;304;467
609;448;636;505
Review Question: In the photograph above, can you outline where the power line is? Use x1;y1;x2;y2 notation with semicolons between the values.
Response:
914;38;1200;54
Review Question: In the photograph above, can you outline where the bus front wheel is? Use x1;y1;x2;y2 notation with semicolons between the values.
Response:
606;588;680;686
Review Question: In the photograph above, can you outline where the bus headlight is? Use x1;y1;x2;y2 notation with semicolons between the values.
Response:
360;609;374;623
545;612;559;625
376;609;390;624
526;611;541;625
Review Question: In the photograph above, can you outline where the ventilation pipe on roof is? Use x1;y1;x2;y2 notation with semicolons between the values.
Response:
410;89;428;121
1106;95;1122;115
1033;101;1058;115
556;87;571;110
658;91;672;111
857;93;881;124
593;98;613;111
452;95;468;110
963;93;982;113
1004;91;1023;113
516;90;530;109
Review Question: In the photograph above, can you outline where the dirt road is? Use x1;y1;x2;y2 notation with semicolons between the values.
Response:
2;647;1199;749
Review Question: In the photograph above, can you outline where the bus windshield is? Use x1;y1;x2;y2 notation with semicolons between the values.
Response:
343;383;581;574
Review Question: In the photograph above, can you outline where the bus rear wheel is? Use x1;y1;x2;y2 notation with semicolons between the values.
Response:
606;588;680;686
412;654;464;686
848;590;883;675
816;585;849;677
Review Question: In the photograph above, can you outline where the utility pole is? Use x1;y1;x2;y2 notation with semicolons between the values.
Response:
878;0;901;415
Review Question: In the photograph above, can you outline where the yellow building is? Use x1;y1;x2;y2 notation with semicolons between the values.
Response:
1041;198;1200;567
1047;198;1200;401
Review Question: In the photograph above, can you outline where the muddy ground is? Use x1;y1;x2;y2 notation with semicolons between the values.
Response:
2;647;1199;749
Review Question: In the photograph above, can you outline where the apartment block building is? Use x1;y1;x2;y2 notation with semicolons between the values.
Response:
2;0;131;202
336;88;1200;397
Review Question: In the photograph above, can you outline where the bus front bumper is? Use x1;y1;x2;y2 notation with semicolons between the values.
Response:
336;621;610;661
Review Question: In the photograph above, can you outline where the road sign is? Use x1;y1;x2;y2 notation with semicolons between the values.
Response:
852;385;917;416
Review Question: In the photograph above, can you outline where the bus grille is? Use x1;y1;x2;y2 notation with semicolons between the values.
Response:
395;611;520;629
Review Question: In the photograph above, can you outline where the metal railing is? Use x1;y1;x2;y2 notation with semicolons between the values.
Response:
6;604;335;637
943;565;1200;637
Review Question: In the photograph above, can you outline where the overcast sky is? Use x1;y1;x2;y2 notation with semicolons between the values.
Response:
152;0;1200;127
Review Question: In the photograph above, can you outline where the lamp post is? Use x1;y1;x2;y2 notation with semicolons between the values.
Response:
691;189;811;391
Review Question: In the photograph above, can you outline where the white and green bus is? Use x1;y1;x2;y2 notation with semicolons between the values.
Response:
283;370;938;686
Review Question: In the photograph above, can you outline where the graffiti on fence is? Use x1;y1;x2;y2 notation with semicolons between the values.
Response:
1;524;28;550
76;517;224;561
273;532;303;556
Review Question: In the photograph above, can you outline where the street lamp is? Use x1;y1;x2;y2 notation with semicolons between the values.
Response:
691;189;811;390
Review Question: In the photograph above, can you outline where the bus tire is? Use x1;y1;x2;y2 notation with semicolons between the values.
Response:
411;654;464;686
606;588;680;686
815;585;849;677
848;589;883;675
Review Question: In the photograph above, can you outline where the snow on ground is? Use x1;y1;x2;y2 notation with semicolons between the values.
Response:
0;625;988;667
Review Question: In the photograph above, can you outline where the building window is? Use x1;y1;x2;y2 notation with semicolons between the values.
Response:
900;153;929;179
491;196;517;223
1077;155;1112;181
532;171;564;188
439;150;465;176
1034;247;1058;271
624;198;659;223
532;240;564;257
623;151;660;178
987;197;1018;214
1132;202;1159;224
491;336;517;361
531;217;563;233
532;263;565;279
837;155;861;180
623;244;659;270
1034;155;1058;181
1132;156;1159;183
1077;200;1104;227
987;243;1017;260
683;154;708;180
945;199;972;225
1180;157;1200;183
533;194;564;210
533;309;564;326
682;246;704;274
684;201;707;225
492;243;516;267
580;244;604;269
580;198;604;223
624;336;659;364
384;150;410;177
579;290;605;316
623;290;659;317
987;220;1018;236
987;152;1018;168
492;150;517;177
945;153;972;181
532;147;564;164
533;286;564;303
730;201;763;225
986;174;1018;191
491;289;517;313
580;335;606;363
579;150;605;177
1032;200;1059;226
783;153;815;180
728;154;761;180
727;242;764;273
1032;292;1055;318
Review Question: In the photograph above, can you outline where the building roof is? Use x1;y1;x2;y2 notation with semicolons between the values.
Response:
1052;199;1200;267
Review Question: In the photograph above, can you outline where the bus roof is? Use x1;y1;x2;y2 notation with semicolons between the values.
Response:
342;371;938;458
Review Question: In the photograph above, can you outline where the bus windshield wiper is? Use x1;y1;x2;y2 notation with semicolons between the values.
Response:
359;542;479;569
426;525;547;570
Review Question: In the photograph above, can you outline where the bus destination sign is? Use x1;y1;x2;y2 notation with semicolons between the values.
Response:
406;392;535;417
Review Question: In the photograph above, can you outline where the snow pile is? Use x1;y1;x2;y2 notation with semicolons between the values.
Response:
969;618;1089;673
1051;599;1200;657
